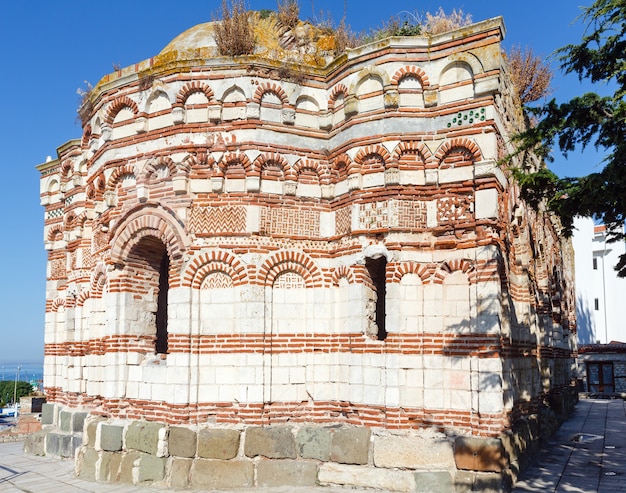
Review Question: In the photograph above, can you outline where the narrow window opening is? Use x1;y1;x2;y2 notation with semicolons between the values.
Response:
155;253;169;354
594;298;599;311
366;256;387;340
593;257;598;270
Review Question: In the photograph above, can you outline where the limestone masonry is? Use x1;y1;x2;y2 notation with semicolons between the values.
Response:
36;14;577;492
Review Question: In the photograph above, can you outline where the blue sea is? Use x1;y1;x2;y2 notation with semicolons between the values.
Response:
0;363;43;386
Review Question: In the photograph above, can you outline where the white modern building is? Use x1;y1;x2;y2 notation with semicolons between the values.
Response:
573;216;626;345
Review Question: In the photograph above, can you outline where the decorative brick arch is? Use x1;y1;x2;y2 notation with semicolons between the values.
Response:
64;212;77;230
389;261;433;283
331;265;356;286
259;251;323;288
355;145;390;172
391;66;430;87
50;297;65;312
393;141;434;167
47;225;64;242
435;138;483;166
81;124;92;148
217;152;253;177
330;153;355;181
110;204;190;267
253;83;288;105
433;259;477;284
292;158;326;184
350;68;390;95
76;289;91;307
255;153;290;181
328;84;348;109
90;262;108;299
183;250;248;288
105;96;139;125
106;165;136;191
140;157;177;184
177;82;214;106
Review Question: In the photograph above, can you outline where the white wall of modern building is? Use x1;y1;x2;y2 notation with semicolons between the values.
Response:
573;216;626;344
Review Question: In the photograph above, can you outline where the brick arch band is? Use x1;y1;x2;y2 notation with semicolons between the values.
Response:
109;204;190;268
258;251;323;288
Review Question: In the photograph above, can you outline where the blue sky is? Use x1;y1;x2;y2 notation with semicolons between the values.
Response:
0;1;599;364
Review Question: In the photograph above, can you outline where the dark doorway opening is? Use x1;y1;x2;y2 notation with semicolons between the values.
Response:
156;253;169;354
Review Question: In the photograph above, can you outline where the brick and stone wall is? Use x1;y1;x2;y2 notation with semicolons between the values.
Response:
35;14;576;491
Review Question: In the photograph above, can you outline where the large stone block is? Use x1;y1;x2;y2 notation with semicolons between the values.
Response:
59;410;72;432
99;451;123;482
296;427;331;461
256;459;318;487
41;403;55;425
454;437;506;472
77;447;98;481
330;427;370;465
170;458;192;489
244;426;296;459
318;463;416;492
118;451;141;484
414;471;454;493
100;423;124;452
374;435;454;469
190;459;254;489
73;412;88;433
169;426;197;458
126;421;164;455
23;429;47;456
134;454;166;483
197;429;240;459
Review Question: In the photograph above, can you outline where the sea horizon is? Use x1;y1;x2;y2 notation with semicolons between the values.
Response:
0;362;43;383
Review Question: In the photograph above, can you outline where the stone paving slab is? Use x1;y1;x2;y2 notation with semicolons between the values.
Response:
513;398;626;493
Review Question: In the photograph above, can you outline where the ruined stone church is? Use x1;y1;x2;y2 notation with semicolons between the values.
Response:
36;12;576;491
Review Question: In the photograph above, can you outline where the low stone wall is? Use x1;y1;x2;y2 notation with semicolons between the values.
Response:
26;394;578;492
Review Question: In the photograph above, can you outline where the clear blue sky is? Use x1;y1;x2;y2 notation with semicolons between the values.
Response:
0;1;599;364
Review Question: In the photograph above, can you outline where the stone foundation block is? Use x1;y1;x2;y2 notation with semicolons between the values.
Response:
99;450;123;482
45;432;79;458
244;426;296;459
59;410;72;432
169;427;197;458
197;429;240;459
414;471;454;493
190;459;254;489
454;470;512;493
374;435;454;469
318;463;416;492
118;452;141;484
133;454;165;483
170;458;192;489
125;422;164;455
257;459;318;487
77;447;98;481
99;423;124;452
73;412;88;433
296;427;331;461
454;437;506;472
23;429;47;456
330;427;370;465
41;403;55;425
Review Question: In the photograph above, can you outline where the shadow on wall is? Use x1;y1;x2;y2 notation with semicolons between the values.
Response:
576;295;595;344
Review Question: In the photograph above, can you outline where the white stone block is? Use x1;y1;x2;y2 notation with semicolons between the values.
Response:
373;435;454;469
318;463;416;492
475;188;499;219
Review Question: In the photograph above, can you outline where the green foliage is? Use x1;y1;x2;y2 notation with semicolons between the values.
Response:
259;9;274;19
512;0;626;275
0;381;33;407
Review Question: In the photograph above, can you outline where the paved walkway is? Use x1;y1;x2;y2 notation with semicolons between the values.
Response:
0;398;624;492
513;398;626;492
